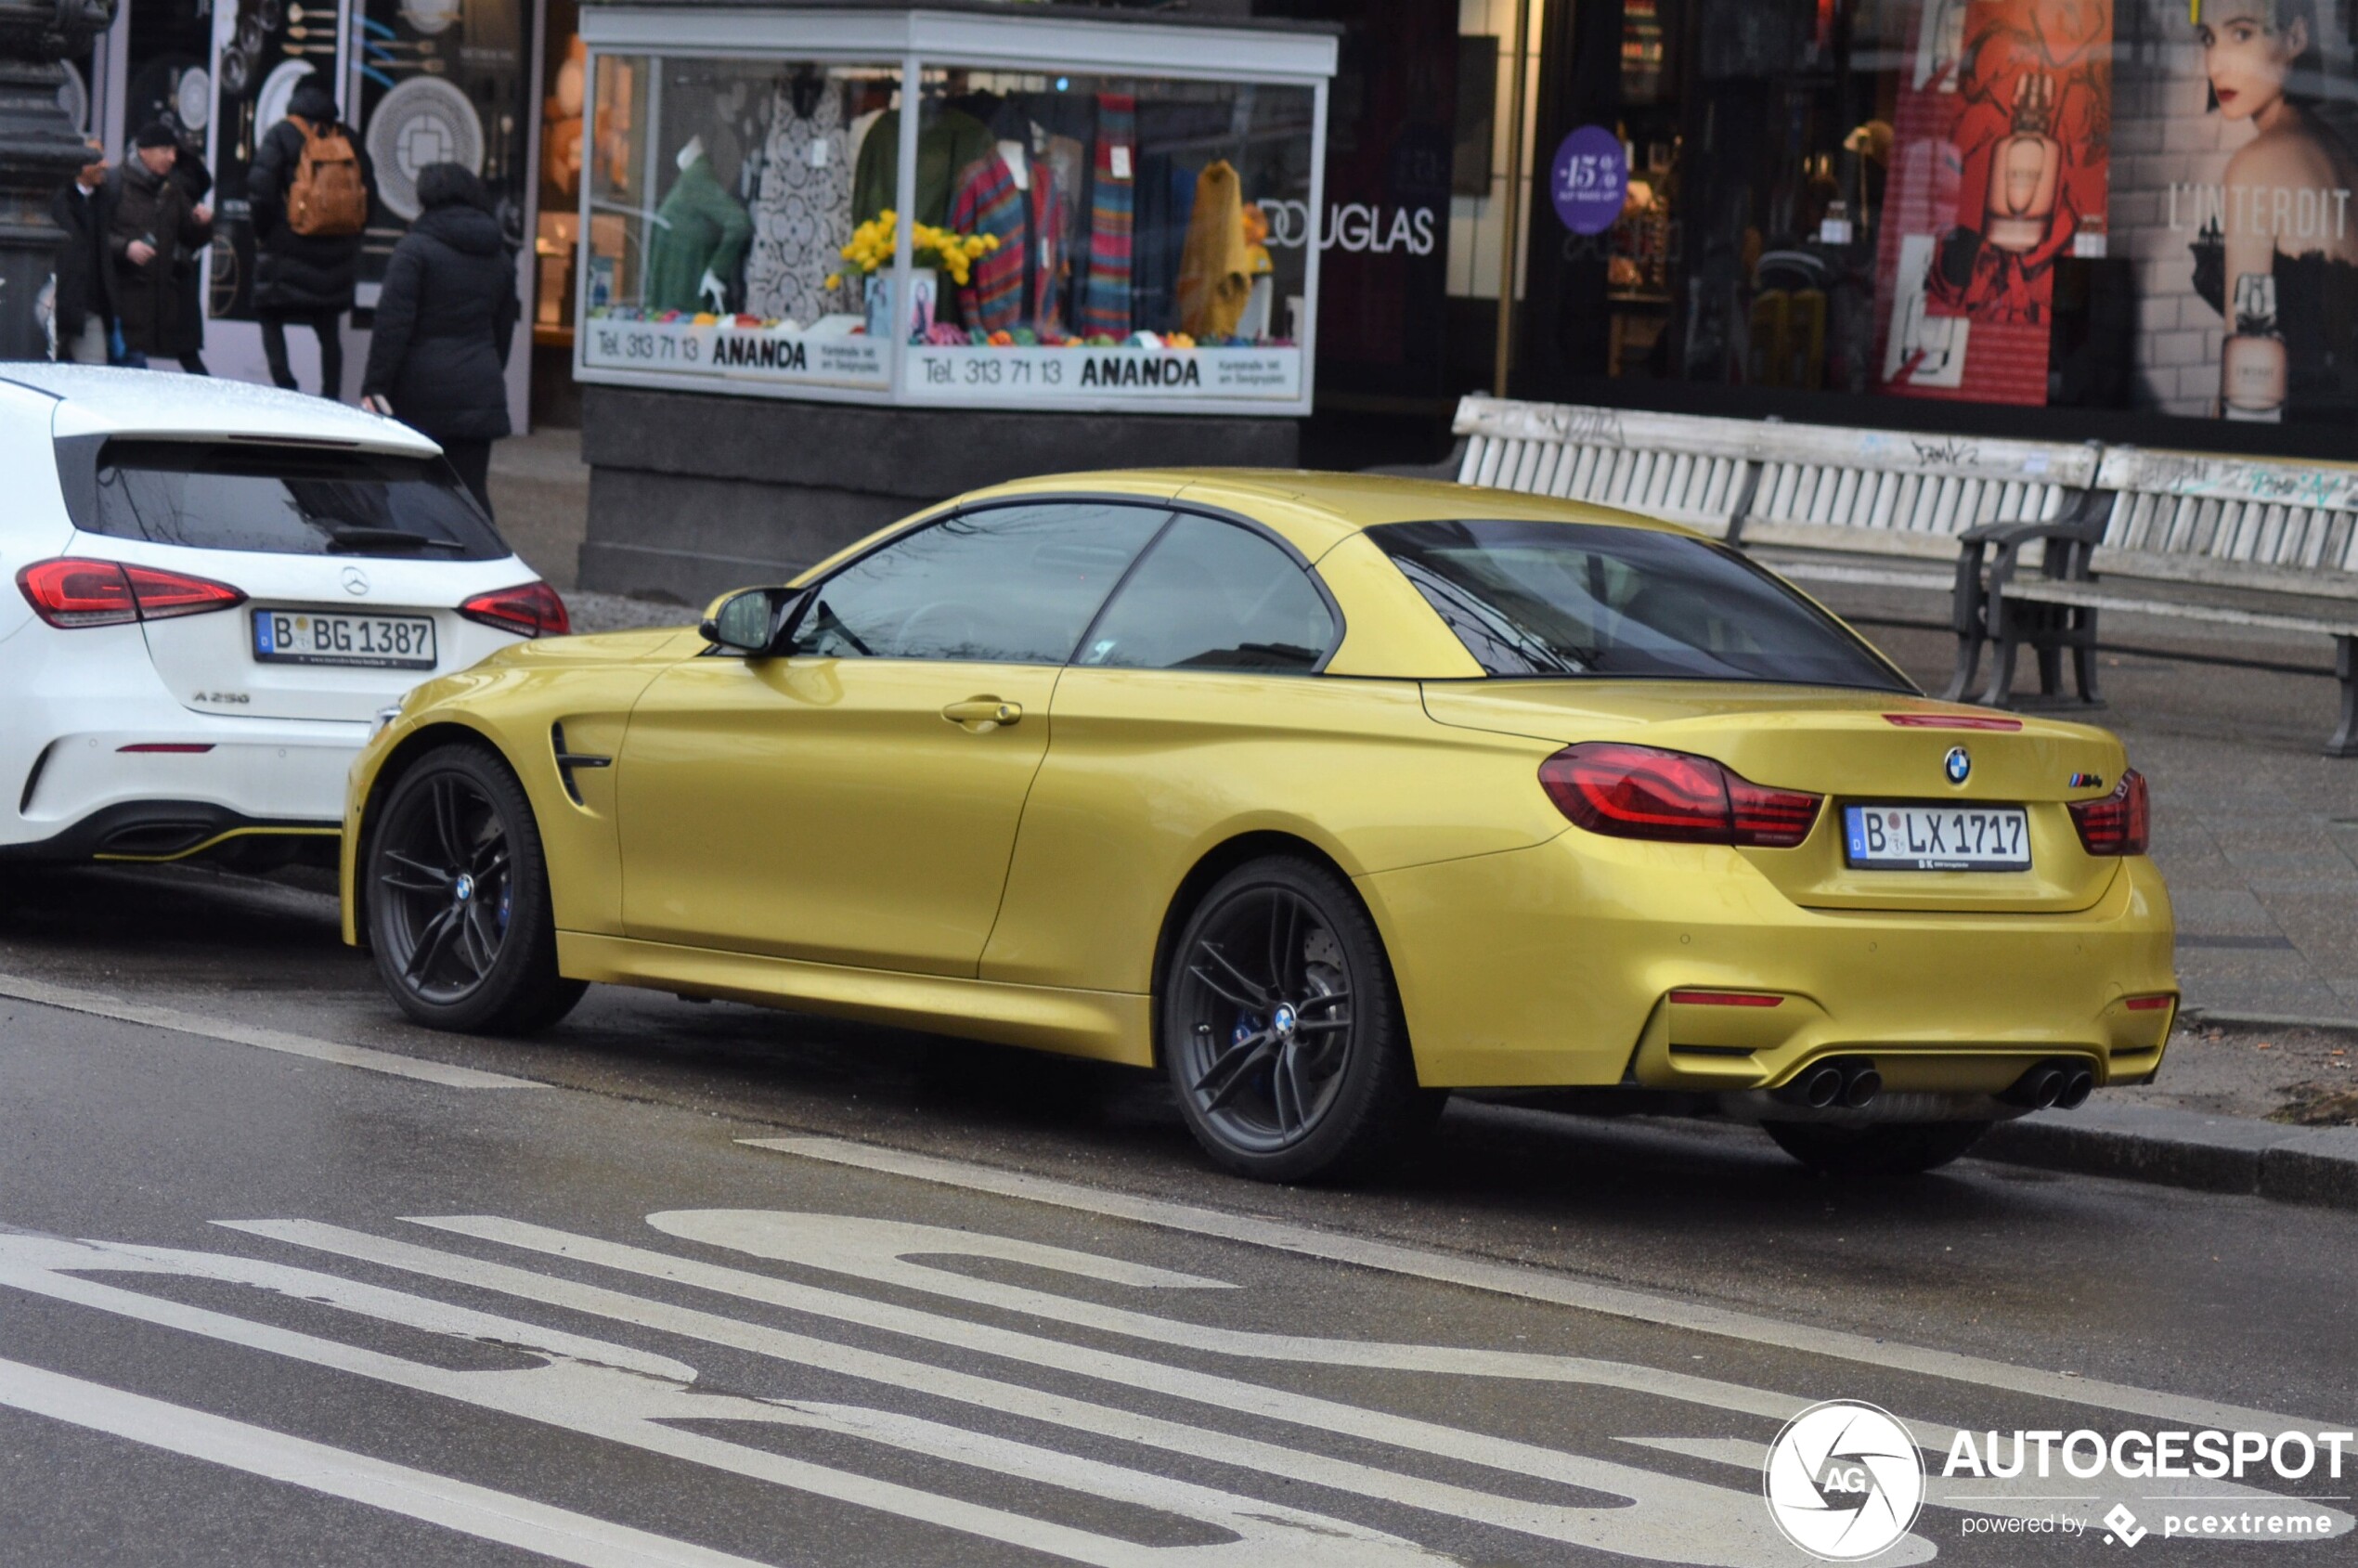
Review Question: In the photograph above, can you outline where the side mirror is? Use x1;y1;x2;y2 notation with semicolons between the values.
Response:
698;586;807;655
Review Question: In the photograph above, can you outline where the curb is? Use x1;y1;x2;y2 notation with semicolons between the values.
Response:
1978;1100;2358;1210
2178;1005;2358;1044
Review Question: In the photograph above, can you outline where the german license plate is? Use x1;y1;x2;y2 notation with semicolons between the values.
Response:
252;608;436;669
1843;804;2030;871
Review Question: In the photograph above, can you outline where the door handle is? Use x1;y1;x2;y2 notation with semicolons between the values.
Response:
942;697;1021;731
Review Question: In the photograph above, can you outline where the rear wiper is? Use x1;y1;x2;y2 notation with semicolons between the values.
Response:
323;526;465;553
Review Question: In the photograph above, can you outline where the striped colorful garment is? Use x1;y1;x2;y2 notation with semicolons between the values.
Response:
1077;94;1135;338
947;150;1067;335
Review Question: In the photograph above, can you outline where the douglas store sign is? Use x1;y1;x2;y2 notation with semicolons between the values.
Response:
1261;200;1442;256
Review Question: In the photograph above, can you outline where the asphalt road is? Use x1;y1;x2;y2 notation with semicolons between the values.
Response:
0;863;2352;1566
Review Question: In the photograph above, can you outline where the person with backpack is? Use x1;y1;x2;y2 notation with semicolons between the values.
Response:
247;76;374;398
360;164;518;516
104;123;214;367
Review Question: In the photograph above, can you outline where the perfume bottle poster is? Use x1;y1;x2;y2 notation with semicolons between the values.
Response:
1873;0;2114;405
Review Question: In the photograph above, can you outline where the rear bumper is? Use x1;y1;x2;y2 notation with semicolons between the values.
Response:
0;799;339;863
2;712;363;859
1361;832;2176;1091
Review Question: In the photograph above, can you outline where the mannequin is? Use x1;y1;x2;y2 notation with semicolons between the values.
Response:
997;137;1029;192
680;136;728;311
646;132;752;314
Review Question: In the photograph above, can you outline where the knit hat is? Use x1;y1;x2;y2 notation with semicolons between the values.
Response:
134;122;178;149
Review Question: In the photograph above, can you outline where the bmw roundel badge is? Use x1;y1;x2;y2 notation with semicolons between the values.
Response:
1944;746;1972;785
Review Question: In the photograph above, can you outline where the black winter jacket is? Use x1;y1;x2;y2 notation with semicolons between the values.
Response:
165;149;214;356
48;179;113;338
361;201;518;442
104;159;212;354
248;84;376;314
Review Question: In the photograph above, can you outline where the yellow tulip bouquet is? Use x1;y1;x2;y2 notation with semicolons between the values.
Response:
823;211;998;290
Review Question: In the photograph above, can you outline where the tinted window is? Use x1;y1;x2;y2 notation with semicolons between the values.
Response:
1077;515;1335;674
790;502;1167;664
1372;519;1909;691
75;440;509;560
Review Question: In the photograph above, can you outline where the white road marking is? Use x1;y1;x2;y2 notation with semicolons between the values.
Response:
0;1355;778;1568
745;1134;2345;1437
238;1216;1808;1566
0;972;543;1088
0;1229;1446;1568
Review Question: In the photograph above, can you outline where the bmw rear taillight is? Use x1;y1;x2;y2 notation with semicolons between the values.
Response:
17;558;246;628
459;580;569;639
2069;769;2149;856
1538;742;1822;849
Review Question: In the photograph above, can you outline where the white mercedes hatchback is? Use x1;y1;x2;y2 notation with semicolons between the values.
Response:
0;366;565;871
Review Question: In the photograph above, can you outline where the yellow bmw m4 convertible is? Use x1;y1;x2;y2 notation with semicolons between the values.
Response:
343;471;2176;1182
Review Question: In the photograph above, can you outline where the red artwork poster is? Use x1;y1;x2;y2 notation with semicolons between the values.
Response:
1874;0;2113;405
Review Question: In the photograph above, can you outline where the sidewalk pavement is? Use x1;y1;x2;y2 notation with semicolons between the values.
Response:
486;434;2358;1205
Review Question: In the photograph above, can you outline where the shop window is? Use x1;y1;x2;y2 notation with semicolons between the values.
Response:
573;11;1333;412
1522;0;2358;441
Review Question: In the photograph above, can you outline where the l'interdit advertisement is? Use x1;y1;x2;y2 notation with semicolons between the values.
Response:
1879;0;2358;423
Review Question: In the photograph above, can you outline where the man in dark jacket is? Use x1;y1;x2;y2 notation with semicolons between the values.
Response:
161;114;214;374
49;141;112;363
360;164;518;515
105;123;214;366
248;78;375;398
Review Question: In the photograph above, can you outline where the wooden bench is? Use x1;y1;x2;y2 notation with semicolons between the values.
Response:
1448;396;2107;697
1956;445;2358;756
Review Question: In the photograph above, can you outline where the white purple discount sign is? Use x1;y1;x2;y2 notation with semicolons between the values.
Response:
1550;125;1628;236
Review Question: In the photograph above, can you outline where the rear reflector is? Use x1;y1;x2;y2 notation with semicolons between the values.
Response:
17;558;247;628
1884;713;2025;731
1667;990;1784;1007
2069;769;2150;856
117;743;214;754
2124;995;2172;1011
1539;742;1821;849
459;580;569;639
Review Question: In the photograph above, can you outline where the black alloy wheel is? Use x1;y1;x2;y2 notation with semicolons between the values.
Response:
366;744;583;1034
1163;856;1440;1182
1762;1119;1992;1178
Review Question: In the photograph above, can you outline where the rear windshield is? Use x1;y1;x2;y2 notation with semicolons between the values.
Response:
65;438;510;561
1370;519;1911;692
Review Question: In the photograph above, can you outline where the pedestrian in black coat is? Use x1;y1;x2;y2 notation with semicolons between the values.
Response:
104;123;214;365
361;164;518;517
48;142;113;363
248;78;376;397
161;117;214;374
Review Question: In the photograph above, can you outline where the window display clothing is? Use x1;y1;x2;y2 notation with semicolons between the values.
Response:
745;79;855;325
1176;158;1249;340
948;149;1067;334
851;105;993;227
1076;92;1135;337
646;153;753;312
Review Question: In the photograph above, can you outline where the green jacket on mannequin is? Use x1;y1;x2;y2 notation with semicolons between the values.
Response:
646;151;751;313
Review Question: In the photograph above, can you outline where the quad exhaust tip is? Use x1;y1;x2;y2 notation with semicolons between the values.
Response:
1777;1057;1880;1111
2004;1059;2096;1110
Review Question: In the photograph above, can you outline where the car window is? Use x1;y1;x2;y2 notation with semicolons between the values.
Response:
789;501;1169;665
1370;518;1911;691
1075;514;1336;674
67;439;510;561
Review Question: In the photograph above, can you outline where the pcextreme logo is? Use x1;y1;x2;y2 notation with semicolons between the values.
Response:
1763;1399;1927;1561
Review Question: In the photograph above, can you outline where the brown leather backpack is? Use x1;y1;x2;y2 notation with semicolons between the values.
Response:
286;117;368;238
